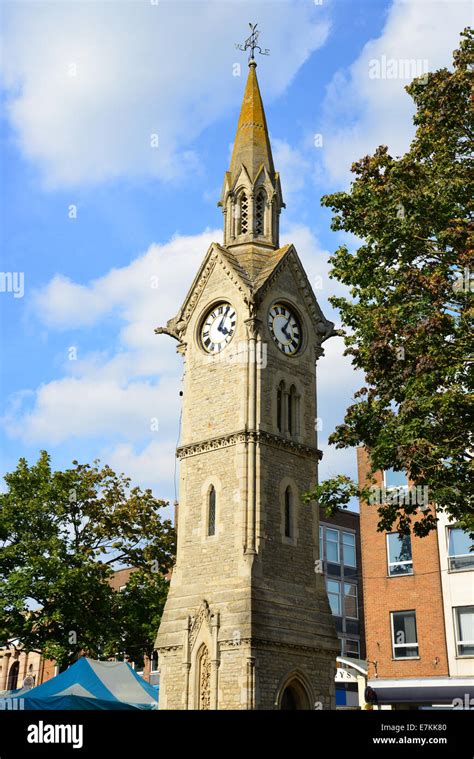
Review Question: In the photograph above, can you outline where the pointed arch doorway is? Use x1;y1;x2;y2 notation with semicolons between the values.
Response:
278;677;311;710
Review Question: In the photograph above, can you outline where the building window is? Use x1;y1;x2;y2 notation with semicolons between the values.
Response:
342;531;356;567
391;610;419;659
327;579;341;615
208;486;216;536
326;528;340;564
342;639;360;658
238;192;248;235
255;189;266;235
344;583;358;619
284;487;292;538
150;650;159;672
287;389;293;434
454;607;474;657
386;533;413;576
384;469;408;487
287;386;299;436
277;381;284;432
7;660;19;691
447;526;474;571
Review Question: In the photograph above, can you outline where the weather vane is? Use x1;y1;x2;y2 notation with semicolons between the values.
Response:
235;23;269;62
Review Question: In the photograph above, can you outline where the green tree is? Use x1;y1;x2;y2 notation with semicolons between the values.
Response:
0;451;175;670
309;29;473;537
110;568;169;669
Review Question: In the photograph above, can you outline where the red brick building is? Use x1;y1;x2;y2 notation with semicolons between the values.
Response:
357;447;466;708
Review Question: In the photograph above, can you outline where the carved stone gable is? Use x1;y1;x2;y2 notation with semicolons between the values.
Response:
189;599;213;650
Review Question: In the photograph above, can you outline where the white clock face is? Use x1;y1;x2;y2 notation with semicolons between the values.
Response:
268;303;302;355
200;302;236;354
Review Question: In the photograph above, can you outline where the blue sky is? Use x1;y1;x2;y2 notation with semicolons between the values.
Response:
0;0;470;514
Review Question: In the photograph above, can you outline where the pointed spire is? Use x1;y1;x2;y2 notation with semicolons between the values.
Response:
229;60;275;184
219;58;284;252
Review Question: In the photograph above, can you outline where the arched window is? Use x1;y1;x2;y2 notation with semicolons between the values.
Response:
7;660;19;691
238;192;248;235
208;486;216;536
287;387;293;435
284;487;292;538
255;189;266;236
277;381;284;432
288;385;299;436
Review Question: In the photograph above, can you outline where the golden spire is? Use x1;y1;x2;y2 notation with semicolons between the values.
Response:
219;25;284;252
229;60;275;185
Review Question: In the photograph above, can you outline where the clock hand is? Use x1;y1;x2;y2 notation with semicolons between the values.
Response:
218;306;230;331
281;319;291;340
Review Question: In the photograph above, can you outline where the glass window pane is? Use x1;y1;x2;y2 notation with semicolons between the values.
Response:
344;584;358;618
387;533;413;575
327;580;341;615
392;611;418;658
384;469;407;487
344;639;360;658
448;528;473;556
342;532;356;567
458;608;474;640
326;529;340;563
393;646;419;658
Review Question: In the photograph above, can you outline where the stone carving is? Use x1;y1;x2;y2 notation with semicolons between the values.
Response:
177;429;322;461
155;315;187;342
189;599;212;650
198;644;211;710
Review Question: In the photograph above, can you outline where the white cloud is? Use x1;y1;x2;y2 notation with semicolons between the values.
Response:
272;138;311;200
1;1;330;187
32;230;218;339
320;0;471;184
103;440;177;499
7;230;221;447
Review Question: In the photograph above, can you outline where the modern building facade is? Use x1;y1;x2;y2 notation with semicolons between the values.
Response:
436;510;474;681
319;506;366;661
154;54;339;710
357;447;474;708
319;506;366;708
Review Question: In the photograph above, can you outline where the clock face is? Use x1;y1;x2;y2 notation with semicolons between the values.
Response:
268;303;302;355
200;302;236;354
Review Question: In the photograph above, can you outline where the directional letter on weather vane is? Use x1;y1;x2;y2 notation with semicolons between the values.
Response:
235;23;270;61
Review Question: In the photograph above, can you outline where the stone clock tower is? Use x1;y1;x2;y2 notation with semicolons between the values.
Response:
154;56;339;710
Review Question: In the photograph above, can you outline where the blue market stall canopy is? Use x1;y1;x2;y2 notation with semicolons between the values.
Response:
11;657;158;710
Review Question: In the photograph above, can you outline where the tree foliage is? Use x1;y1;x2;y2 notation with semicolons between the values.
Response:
311;29;473;537
0;451;176;669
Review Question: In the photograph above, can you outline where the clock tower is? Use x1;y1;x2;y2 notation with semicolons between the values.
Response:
154;55;339;710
